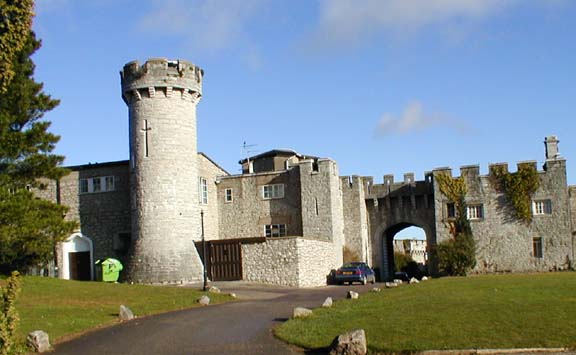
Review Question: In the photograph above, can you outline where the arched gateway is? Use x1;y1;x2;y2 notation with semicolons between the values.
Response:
364;173;437;280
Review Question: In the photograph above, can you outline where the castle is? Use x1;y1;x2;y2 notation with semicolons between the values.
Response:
36;58;576;286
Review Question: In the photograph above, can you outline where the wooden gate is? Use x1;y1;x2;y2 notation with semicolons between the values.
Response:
196;240;243;281
209;241;242;281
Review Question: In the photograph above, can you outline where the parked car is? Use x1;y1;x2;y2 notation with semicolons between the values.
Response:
334;262;376;285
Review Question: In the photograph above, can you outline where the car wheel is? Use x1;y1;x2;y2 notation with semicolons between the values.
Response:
361;276;367;285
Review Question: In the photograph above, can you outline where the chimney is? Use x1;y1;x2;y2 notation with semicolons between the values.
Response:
544;136;560;160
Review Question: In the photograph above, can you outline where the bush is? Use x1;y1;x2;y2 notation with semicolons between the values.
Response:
435;233;476;276
394;252;413;272
0;271;21;355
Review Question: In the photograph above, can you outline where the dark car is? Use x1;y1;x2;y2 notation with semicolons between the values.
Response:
334;262;376;285
394;271;410;282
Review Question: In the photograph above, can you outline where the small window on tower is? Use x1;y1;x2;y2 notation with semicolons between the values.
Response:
225;188;233;203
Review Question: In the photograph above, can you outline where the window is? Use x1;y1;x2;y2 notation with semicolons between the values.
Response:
467;204;484;220
199;177;208;204
532;200;552;215
79;179;89;194
104;176;116;192
79;176;116;194
265;224;287;237
533;237;543;258
225;188;233;203
262;184;284;199
92;177;102;192
446;202;456;218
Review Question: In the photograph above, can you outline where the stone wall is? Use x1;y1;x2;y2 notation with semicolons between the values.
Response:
434;159;574;273
218;168;303;239
198;153;228;241
242;237;339;287
341;176;370;262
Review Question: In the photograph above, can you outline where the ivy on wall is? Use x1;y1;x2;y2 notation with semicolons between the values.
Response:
434;172;475;276
490;163;540;223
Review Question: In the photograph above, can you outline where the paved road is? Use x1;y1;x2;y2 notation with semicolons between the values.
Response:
51;282;375;355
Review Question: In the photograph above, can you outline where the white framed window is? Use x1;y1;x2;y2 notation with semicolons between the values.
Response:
104;176;115;192
262;184;284;199
466;204;484;220
79;179;89;194
533;237;543;258
532;200;552;215
199;177;208;204
225;188;233;203
79;176;116;194
265;224;287;237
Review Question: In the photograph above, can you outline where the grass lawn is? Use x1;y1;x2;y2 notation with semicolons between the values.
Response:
5;276;233;351
275;272;576;354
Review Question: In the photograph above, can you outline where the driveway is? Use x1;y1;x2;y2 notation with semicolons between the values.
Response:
50;282;377;355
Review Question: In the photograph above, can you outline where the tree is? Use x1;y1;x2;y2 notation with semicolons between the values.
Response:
0;0;34;94
0;27;76;273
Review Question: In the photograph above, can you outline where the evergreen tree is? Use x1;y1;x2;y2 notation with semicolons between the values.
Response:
0;0;34;93
0;29;76;273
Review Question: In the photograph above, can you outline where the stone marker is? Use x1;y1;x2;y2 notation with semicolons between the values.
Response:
385;282;398;288
293;307;313;318
409;277;419;284
198;295;210;306
228;292;237;298
370;287;381;293
208;286;221;293
27;330;50;353
322;297;333;308
421;276;429;281
329;329;367;355
393;279;403;285
347;291;359;299
119;305;135;321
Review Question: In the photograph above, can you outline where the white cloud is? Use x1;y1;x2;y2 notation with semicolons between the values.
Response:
313;0;516;46
375;101;469;136
138;0;266;53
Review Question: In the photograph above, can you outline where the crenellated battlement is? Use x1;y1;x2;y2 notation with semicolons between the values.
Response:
120;58;203;104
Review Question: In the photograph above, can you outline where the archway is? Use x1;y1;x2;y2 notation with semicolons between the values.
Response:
393;226;428;279
380;223;430;280
62;233;94;281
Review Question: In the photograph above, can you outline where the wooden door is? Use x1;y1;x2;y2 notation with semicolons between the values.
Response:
69;251;91;281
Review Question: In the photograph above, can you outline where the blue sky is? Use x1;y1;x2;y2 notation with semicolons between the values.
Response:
32;0;576;190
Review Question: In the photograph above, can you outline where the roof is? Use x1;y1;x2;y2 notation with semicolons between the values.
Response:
238;149;318;164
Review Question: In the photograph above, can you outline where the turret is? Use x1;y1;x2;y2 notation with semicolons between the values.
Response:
120;58;204;283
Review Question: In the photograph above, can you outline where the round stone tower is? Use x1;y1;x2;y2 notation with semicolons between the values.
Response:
120;58;204;283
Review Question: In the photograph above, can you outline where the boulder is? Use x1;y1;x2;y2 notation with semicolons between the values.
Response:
329;329;367;355
198;295;210;306
322;297;333;308
208;286;221;293
370;287;381;293
119;305;135;321
347;291;359;299
385;282;398;288
393;279;403;285
293;307;313;318
228;292;237;298
409;277;419;284
27;330;50;353
421;276;429;281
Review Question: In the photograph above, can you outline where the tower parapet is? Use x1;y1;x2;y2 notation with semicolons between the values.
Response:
120;58;203;105
121;58;205;284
